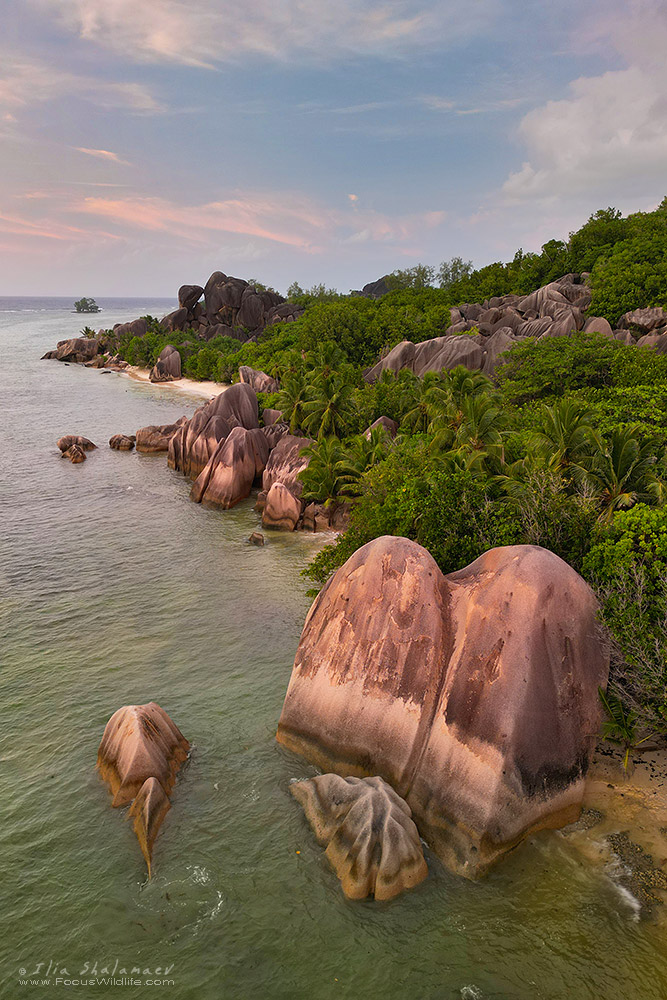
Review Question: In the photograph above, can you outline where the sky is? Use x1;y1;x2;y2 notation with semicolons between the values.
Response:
2;0;667;296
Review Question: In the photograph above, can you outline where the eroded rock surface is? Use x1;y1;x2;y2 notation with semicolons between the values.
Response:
97;702;189;875
109;434;136;451
291;774;428;900
277;536;609;877
262;482;302;530
57;435;97;453
136;417;187;453
262;434;313;497
150;345;182;382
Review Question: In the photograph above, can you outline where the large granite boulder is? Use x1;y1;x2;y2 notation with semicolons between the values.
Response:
619;307;667;333
178;284;204;312
150;345;181;383
62;444;87;463
482;328;517;374
136;417;187;453
111;318;148;340
169;383;259;478
291;774;428;900
277;536;608;878
239;366;279;394
51;338;100;363
584;316;614;338
365;341;416;381
262;482;302;530
97;702;189;875
262;434;313;497
364;416;398;439
161;308;189;333
190;426;258;507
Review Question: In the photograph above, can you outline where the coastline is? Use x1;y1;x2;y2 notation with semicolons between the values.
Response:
121;364;229;400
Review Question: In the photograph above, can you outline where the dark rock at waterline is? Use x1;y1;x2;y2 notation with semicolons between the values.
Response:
97;702;189;876
109;434;136;451
135;417;188;453
262;482;302;531
292;774;428;900
190;426;258;508
248;532;265;546
62;444;87;463
277;536;609;878
47;337;100;364
57;434;97;453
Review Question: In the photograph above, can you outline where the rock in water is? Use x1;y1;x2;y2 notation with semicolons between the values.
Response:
277;537;608;878
109;434;136;451
97;702;190;875
57;435;97;452
135;417;187;453
62;444;87;463
262;482;302;531
129;777;171;878
291;774;428;900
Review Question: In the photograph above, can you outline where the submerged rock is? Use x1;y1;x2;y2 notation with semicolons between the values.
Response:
62;444;87;463
109;434;136;451
57;435;97;453
97;702;190;875
248;531;265;546
277;536;608;878
291;774;428;900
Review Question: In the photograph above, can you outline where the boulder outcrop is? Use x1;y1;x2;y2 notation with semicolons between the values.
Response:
190;426;258;507
57;435;97;453
239;366;279;394
62;444;87;463
150;345;182;383
45;338;100;364
277;536;608;878
291;774;428;900
109;434;136;451
364;416;398;440
136;417;187;453
97;702;189;876
168;383;259;479
262;434;313;497
262;482;302;531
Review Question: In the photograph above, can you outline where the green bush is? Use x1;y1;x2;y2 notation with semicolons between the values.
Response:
583;505;667;727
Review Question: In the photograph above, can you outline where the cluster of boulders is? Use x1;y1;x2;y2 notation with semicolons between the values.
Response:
97;702;189;876
365;275;667;380
57;434;97;463
277;536;609;880
144;273;302;345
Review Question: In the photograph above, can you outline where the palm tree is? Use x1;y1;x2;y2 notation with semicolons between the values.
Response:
276;370;309;433
302;373;356;440
453;393;508;462
400;374;451;434
306;342;345;375
573;426;661;521
337;428;389;497
528;399;594;470
300;438;345;503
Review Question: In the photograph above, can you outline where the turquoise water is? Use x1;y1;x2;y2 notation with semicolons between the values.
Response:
1;300;666;1000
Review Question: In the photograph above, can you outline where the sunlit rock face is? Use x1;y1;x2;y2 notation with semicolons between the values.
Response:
291;774;428;900
97;702;189;876
277;536;609;878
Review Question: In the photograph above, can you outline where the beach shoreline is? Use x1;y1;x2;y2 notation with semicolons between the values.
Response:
121;364;229;400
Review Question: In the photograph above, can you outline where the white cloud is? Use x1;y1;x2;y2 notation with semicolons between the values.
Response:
502;2;667;204
75;147;131;166
33;0;501;66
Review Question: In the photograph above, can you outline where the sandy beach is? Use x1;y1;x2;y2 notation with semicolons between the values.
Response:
122;364;229;400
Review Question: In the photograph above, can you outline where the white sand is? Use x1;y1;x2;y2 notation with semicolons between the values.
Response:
121;365;229;400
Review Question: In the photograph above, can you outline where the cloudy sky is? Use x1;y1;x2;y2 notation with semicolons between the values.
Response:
2;0;666;295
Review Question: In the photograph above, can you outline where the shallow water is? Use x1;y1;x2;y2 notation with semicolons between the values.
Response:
2;299;667;1000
